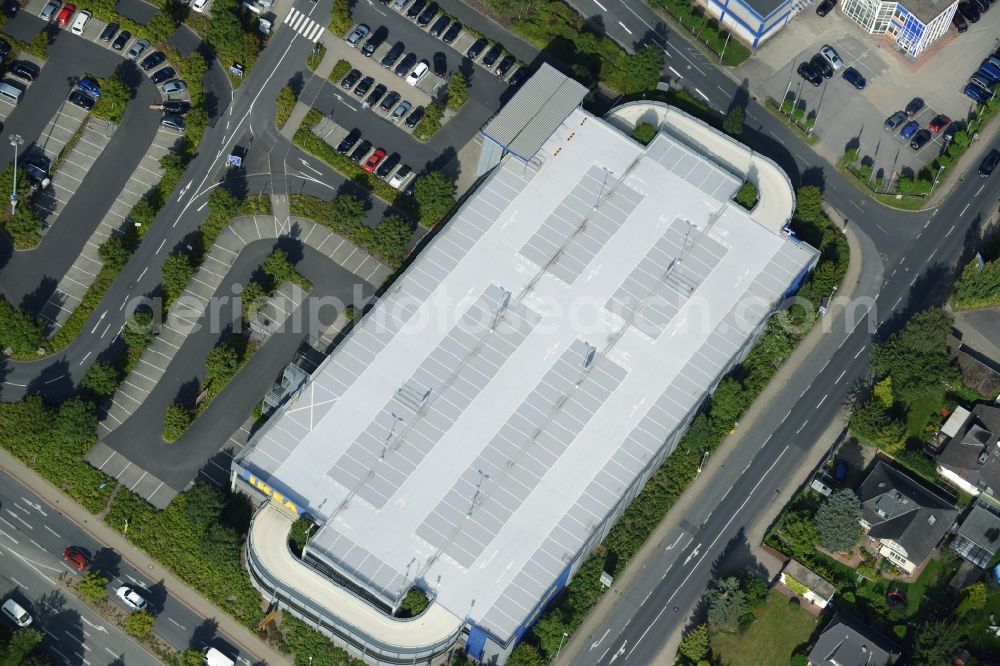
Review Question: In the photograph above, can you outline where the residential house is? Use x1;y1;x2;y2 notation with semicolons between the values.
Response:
780;559;835;608
936;404;1000;499
952;501;1000;568
857;460;959;574
808;612;901;666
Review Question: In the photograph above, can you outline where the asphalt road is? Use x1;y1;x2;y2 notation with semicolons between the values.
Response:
0;468;253;665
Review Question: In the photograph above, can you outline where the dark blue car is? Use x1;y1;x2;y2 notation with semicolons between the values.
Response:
842;66;865;89
965;83;991;104
898;120;919;140
78;76;101;98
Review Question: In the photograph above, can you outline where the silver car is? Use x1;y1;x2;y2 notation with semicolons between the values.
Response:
39;0;60;20
391;100;411;121
160;79;187;95
126;38;150;60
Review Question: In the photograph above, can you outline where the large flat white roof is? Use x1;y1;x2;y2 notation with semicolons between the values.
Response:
239;105;817;643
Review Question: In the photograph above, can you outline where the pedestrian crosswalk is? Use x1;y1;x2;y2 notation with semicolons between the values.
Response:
285;7;325;42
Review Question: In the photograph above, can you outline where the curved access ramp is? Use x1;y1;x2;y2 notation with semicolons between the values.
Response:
245;503;464;665
603;101;796;233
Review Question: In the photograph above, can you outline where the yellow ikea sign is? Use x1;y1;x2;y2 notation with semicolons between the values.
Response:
241;470;303;516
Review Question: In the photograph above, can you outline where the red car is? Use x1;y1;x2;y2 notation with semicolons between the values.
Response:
364;148;386;173
929;114;951;133
55;2;75;26
62;546;90;572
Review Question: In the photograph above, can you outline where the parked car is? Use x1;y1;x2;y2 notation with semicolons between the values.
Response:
141;51;166;71
354;75;374;97
815;0;835;14
1;599;31;627
23;155;48;183
404;105;423;128
928;114;950;133
0;40;9;62
350;139;372;163
884;110;907;130
433;51;447;77
160;79;187;95
417;1;438;27
942;121;964;142
161;100;191;114
482;43;503;68
909;128;931;150
971;0;989;12
151;67;176;85
964;82;992;104
496;55;516;78
364;148;386;172
127;38;150;60
345;23;369;47
70;9;91;35
406;60;428;85
341;68;362;90
67;88;94;110
8;61;39;82
116;586;148;612
381;41;405;68
958;1;980;22
366;83;387;107
99;21;118;41
62;546;90;572
898;120;919;140
467;37;488;60
361;27;385;56
509;67;530;86
161;113;185;130
337;128;361;154
389;164;411;189
391;100;411;121
819;44;843;70
391;0;405;9
379;90;400;112
192;0;209;11
979;148;1000;176
406;0;426;19
429;15;449;38
442;21;461;44
40;0;60;21
970;74;996;93
797;62;822;86
111;30;131;50
55;2;75;27
78;76;101;98
904;97;924;116
953;10;968;31
842;66;865;89
810;54;833;79
2;0;15;17
376;152;400;178
394;53;417;77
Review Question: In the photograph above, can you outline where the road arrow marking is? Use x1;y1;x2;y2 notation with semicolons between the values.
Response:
81;616;107;633
664;534;685;552
610;641;628;663
590;628;610;652
177;180;192;200
683;543;702;565
300;158;321;175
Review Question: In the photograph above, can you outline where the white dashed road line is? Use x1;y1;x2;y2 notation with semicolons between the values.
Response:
694;88;709;101
593;0;607;9
617;20;632;34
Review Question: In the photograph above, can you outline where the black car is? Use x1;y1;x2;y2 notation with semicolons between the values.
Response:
429;15;449;38
22;155;48;183
980;149;1000;176
140;51;166;71
405;105;424;128
909;129;931;150
953;10;968;31
99;22;119;42
160;114;185;131
341;68;362;90
496;55;517;79
842;66;866;89
482;43;503;68
509;67;530;86
797;62;822;87
354;75;374;96
0;40;9;62
366;83;387;107
3;1;16;18
8;61;39;82
971;0;989;12
406;0;426;19
381;41;405;68
958;1;980;22
815;0;835;14
810;54;833;79
905;97;924;116
395;53;417;77
433;52;447;77
380;90;400;112
150;67;176;85
417;1;438;27
361;28;386;57
112;31;132;50
350;139;373;163
376;152;400;179
467;37;488;60
67;89;95;111
442;21;461;44
337;128;361;154
162;100;191;114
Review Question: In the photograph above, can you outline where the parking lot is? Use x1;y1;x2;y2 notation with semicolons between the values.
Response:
737;6;1000;180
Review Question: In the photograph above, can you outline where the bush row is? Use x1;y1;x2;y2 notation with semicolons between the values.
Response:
289;194;412;267
647;0;751;66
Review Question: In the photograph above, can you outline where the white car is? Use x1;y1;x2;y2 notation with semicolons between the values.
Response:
389;165;412;189
70;9;91;35
820;45;844;70
1;599;32;627
116;585;148;612
406;61;428;86
192;0;209;11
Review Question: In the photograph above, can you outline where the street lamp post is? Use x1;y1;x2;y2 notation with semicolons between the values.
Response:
9;134;22;217
929;163;945;196
553;632;568;663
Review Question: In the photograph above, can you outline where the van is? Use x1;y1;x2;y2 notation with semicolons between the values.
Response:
203;647;235;666
0;81;22;104
1;598;31;627
69;9;90;35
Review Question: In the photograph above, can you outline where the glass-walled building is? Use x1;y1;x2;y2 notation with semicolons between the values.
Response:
840;0;957;57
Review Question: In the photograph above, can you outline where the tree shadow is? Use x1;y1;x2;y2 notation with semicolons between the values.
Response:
287;71;305;99
173;376;203;408
26;357;73;399
19;276;57;316
189;617;220;650
710;527;771;582
420;146;459;182
90;546;122;580
145;579;168;615
583;12;606;39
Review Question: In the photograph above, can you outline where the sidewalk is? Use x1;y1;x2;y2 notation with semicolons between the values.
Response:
0;447;292;666
557;212;868;665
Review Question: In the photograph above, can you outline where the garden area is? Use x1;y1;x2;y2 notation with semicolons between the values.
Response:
709;591;820;666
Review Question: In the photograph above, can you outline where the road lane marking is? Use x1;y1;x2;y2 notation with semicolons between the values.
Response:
977;184;985;195
156;239;166;254
668;66;682;78
5;510;32;530
30;538;45;551
893;295;902;309
168;617;186;630
683;542;702;565
854;346;865;358
796;420;808;434
960;203;970;216
945;224;955;237
10;577;25;589
105;648;118;657
593;0;607;8
694;88;709;101
617;21;632;34
835;370;846;383
590;628;611;652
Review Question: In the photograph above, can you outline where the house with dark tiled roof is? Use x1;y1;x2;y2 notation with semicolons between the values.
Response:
808;612;900;666
936;404;1000;499
857;460;959;574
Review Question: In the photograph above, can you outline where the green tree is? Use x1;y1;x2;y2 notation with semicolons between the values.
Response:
910;621;965;665
263;249;295;285
205;341;241;390
92;75;132;124
328;194;366;234
6;205;42;245
706;576;746;631
180;650;205;666
506;643;545;666
413;103;444;142
413;172;456;228
608;44;662;94
329;0;352;35
145;10;179;43
631;122;656;145
398;588;429;617
163;403;195;442
371;215;412;267
77;571;110;604
872;376;894;409
206;0;263;69
871;308;955;403
957;581;987;616
790;654;809;666
954;256;1000;309
0;628;43;666
0;298;45;357
733;181;758;210
777;509;821;558
678;623;710;662
814;489;861;552
742;572;768;609
240;281;267;321
123;610;155;638
161;253;195;305
446;72;468;110
81;362;120;397
98;235;130;272
794;186;825;225
723;106;744;136
27;31;47;59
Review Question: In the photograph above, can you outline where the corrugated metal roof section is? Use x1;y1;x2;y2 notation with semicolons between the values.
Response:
481;63;588;161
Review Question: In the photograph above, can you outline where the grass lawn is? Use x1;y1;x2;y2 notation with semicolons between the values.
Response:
965;588;1000;655
712;591;820;666
904;387;944;441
